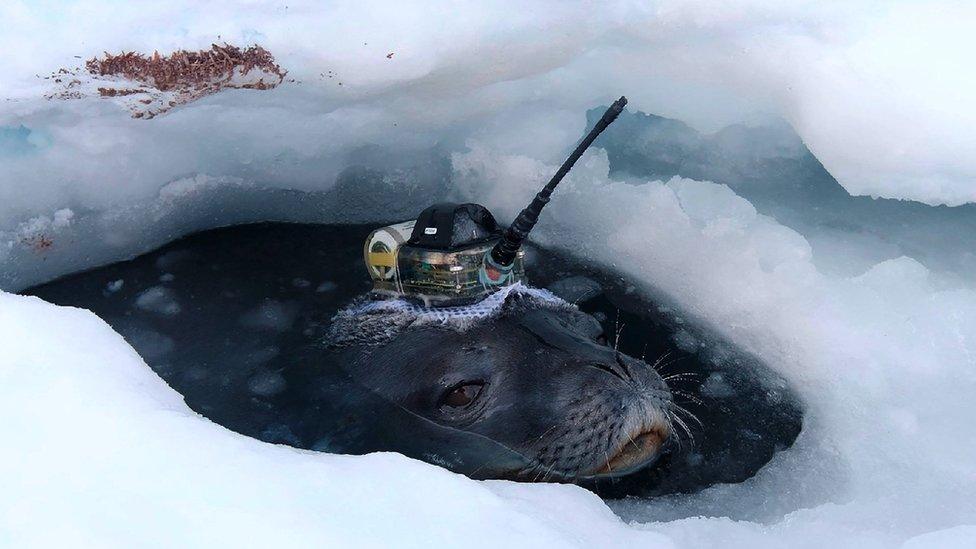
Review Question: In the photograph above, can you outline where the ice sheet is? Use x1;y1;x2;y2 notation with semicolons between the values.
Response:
2;1;975;546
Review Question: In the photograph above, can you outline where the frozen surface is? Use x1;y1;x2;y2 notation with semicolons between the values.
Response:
2;1;976;547
0;291;672;547
2;2;975;208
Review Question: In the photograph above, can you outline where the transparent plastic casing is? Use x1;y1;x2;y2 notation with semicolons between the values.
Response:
364;222;525;306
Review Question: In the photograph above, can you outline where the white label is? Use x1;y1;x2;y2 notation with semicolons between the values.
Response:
424;227;438;235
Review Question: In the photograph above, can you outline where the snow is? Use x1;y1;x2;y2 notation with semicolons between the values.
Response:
158;174;249;202
2;1;976;546
454;149;976;534
0;292;670;547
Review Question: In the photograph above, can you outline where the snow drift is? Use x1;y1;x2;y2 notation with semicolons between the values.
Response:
0;291;667;547
2;1;976;547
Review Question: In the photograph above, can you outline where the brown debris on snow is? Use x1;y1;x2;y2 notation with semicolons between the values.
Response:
86;44;286;93
97;87;144;97
21;235;54;252
47;44;287;118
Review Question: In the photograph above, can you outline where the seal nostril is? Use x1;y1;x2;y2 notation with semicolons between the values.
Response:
588;361;626;381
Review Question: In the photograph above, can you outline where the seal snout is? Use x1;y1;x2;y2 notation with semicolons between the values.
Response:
585;354;674;477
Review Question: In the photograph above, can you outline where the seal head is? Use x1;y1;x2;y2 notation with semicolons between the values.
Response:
329;284;673;480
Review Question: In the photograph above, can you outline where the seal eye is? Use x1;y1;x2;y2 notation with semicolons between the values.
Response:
440;382;484;409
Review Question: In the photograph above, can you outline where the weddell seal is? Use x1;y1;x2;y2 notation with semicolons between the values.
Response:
28;221;809;493
322;283;674;480
305;97;675;479
24;96;699;483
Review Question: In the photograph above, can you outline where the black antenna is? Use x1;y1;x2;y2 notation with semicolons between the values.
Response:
489;96;627;267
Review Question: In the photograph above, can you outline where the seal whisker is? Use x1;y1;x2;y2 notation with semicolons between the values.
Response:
665;409;681;445
670;389;705;406
664;410;683;452
533;463;550;482
670;402;703;425
662;372;701;382
650;351;672;371
625;429;638;449
527;422;561;450
527;458;549;482
468;463;487;479
533;464;547;483
615;322;627;351
613;308;620;347
541;460;559;482
529;460;550;481
530;458;550;482
653;353;690;374
670;411;696;447
671;402;704;429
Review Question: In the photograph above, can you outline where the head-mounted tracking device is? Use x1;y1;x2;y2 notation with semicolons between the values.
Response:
365;96;628;307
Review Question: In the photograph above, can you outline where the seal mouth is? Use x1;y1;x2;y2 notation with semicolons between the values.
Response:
592;425;669;476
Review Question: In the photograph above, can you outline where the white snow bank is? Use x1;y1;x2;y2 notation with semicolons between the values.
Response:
2;1;976;546
0;291;671;548
0;1;973;235
2;1;975;285
453;148;976;542
4;150;976;546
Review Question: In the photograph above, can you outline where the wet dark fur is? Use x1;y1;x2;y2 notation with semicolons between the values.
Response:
326;290;674;479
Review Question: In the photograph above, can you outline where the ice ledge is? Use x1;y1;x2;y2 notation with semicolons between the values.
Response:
0;290;667;547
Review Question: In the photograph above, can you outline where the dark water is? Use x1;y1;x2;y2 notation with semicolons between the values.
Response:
24;222;801;497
